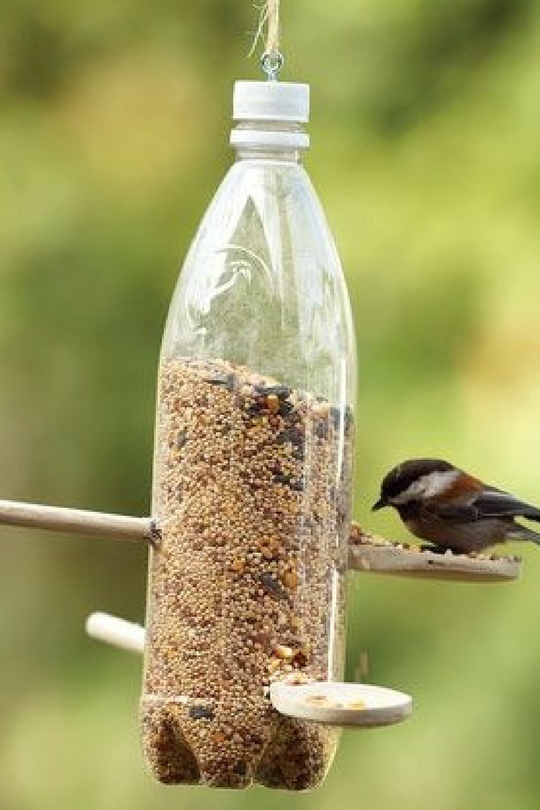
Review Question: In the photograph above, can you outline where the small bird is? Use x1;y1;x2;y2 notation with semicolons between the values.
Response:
372;458;540;554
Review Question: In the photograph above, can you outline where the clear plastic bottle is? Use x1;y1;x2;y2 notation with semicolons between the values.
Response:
141;81;357;790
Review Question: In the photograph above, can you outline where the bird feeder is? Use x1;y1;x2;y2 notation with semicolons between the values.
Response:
0;76;521;791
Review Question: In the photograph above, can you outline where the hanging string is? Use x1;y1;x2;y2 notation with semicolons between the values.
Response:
249;1;284;81
265;0;280;56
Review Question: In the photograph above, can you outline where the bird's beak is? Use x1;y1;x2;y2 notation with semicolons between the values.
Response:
371;497;387;512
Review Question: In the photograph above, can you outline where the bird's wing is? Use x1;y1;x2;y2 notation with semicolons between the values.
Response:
421;501;477;524
472;487;540;522
422;488;540;524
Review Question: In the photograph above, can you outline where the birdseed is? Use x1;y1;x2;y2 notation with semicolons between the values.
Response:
141;357;354;789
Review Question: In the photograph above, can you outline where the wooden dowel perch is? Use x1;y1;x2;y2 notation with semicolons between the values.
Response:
0;499;156;544
86;612;145;654
0;500;522;582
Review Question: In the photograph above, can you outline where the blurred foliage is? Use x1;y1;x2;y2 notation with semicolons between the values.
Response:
1;1;540;808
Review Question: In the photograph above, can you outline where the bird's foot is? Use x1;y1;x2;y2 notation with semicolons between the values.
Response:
420;543;449;555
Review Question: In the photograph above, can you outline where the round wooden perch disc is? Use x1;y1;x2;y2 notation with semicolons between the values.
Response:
270;681;412;727
349;529;522;583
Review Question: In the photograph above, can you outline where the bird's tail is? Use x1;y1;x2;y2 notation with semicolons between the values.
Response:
508;524;540;545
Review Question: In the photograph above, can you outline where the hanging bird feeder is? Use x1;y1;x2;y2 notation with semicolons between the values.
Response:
0;4;522;793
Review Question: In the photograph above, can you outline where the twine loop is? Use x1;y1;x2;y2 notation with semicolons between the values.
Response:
251;0;284;81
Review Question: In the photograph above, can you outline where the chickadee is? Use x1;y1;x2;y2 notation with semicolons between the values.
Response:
372;458;540;554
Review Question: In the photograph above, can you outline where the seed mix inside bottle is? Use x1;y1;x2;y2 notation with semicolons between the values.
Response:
142;358;354;788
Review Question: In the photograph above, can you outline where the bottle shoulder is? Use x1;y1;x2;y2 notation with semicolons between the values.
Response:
217;156;316;192
162;157;357;404
200;159;335;251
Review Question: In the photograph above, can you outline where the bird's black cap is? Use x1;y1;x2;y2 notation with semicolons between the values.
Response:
373;458;455;510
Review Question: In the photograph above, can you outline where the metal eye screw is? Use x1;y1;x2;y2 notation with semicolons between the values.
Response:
261;51;284;81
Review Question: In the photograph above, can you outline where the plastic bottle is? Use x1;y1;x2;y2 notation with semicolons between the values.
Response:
141;80;357;790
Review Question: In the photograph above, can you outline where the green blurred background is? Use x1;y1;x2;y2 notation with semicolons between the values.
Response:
1;1;540;808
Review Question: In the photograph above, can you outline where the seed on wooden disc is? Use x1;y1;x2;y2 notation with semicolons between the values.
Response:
304;695;337;708
345;700;367;710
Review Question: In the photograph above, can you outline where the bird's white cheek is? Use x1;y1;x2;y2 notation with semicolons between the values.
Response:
391;470;461;504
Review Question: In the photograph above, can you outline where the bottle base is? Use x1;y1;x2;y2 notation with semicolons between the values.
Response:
140;697;339;790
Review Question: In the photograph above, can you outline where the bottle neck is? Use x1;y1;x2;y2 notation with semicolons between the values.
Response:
234;146;303;163
230;120;309;163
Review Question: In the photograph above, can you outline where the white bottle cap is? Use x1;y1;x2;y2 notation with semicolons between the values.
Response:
230;81;310;150
233;81;310;122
